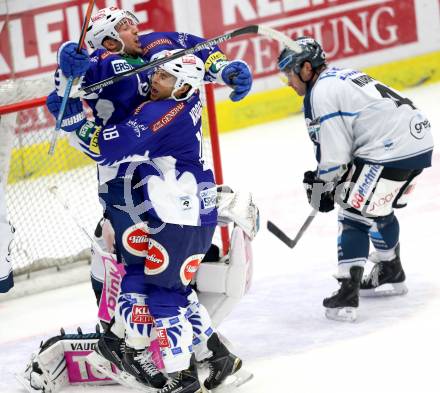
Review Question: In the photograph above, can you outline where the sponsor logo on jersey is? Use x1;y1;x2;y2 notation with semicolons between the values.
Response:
144;239;169;275
122;223;149;256
383;138;394;151
151;103;185;132
180;254;204;286
306;117;321;144
111;59;134;74
410;113;430;140
127;119;148;137
156;328;170;348
367;187;400;214
100;51;112;60
77;121;95;143
89;126;102;154
131;304;154;324
349;164;382;209
180;196;192;210
143;38;174;54
189;100;203;126
200;188;217;209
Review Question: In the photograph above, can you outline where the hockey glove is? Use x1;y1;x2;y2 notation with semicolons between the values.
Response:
217;185;260;240
57;41;90;78
220;60;253;102
303;170;335;213
46;90;86;132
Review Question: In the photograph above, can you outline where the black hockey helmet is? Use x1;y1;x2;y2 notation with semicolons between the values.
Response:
278;36;326;75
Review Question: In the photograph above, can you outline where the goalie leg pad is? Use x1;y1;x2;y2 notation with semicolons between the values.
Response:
196;227;253;326
18;329;117;393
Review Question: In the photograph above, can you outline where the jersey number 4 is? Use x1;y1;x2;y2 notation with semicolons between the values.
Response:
375;84;417;110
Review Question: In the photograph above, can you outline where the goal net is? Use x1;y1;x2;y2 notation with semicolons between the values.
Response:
0;75;228;282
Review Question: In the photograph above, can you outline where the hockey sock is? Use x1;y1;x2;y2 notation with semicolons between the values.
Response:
118;292;153;349
337;211;370;277
186;289;214;362
369;213;400;259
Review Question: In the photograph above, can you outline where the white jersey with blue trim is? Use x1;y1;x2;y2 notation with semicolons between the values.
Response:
0;182;13;292
303;67;433;182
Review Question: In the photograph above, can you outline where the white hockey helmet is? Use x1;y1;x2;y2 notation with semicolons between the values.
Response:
86;7;139;52
153;50;205;101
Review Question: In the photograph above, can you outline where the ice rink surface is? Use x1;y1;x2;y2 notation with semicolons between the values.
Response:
1;82;439;393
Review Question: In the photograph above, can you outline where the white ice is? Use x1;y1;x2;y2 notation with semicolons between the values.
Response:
1;82;439;393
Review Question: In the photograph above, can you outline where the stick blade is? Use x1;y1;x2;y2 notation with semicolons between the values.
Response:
266;220;296;248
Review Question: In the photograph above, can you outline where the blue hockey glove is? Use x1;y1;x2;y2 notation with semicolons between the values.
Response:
303;170;335;213
57;41;90;78
221;60;252;102
46;90;86;132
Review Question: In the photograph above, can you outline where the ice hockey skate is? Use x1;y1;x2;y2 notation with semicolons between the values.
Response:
360;248;408;297
323;266;364;322
158;355;202;393
121;345;167;389
86;331;158;392
201;333;253;392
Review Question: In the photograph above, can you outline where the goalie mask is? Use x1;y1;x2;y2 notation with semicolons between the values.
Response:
152;50;205;101
278;36;326;75
86;7;139;52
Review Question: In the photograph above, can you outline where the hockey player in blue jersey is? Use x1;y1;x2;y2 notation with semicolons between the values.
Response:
278;37;433;322
49;51;247;393
46;7;253;393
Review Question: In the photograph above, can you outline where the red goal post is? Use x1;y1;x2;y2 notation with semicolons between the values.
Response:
0;76;229;280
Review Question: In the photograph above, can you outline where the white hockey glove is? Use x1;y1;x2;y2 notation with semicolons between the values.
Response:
54;67;85;99
216;185;260;240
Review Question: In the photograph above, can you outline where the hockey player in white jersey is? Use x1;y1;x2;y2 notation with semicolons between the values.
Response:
0;179;14;293
278;37;434;322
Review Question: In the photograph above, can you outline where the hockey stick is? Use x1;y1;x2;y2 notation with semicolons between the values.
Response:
48;186;105;254
267;209;317;249
48;0;95;156
71;24;301;98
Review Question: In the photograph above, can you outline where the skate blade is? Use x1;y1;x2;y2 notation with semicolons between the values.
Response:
210;369;254;392
360;282;408;298
86;352;157;393
325;307;357;322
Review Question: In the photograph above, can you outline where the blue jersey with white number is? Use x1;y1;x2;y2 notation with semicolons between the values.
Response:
81;32;227;184
71;93;217;227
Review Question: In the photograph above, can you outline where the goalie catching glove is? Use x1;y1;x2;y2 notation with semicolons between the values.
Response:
216;185;260;240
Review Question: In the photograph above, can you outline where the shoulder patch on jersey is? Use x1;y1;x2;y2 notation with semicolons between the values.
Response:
143;38;174;54
111;59;134;74
150;102;185;132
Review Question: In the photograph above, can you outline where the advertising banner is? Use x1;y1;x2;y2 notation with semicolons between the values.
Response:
0;0;175;80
